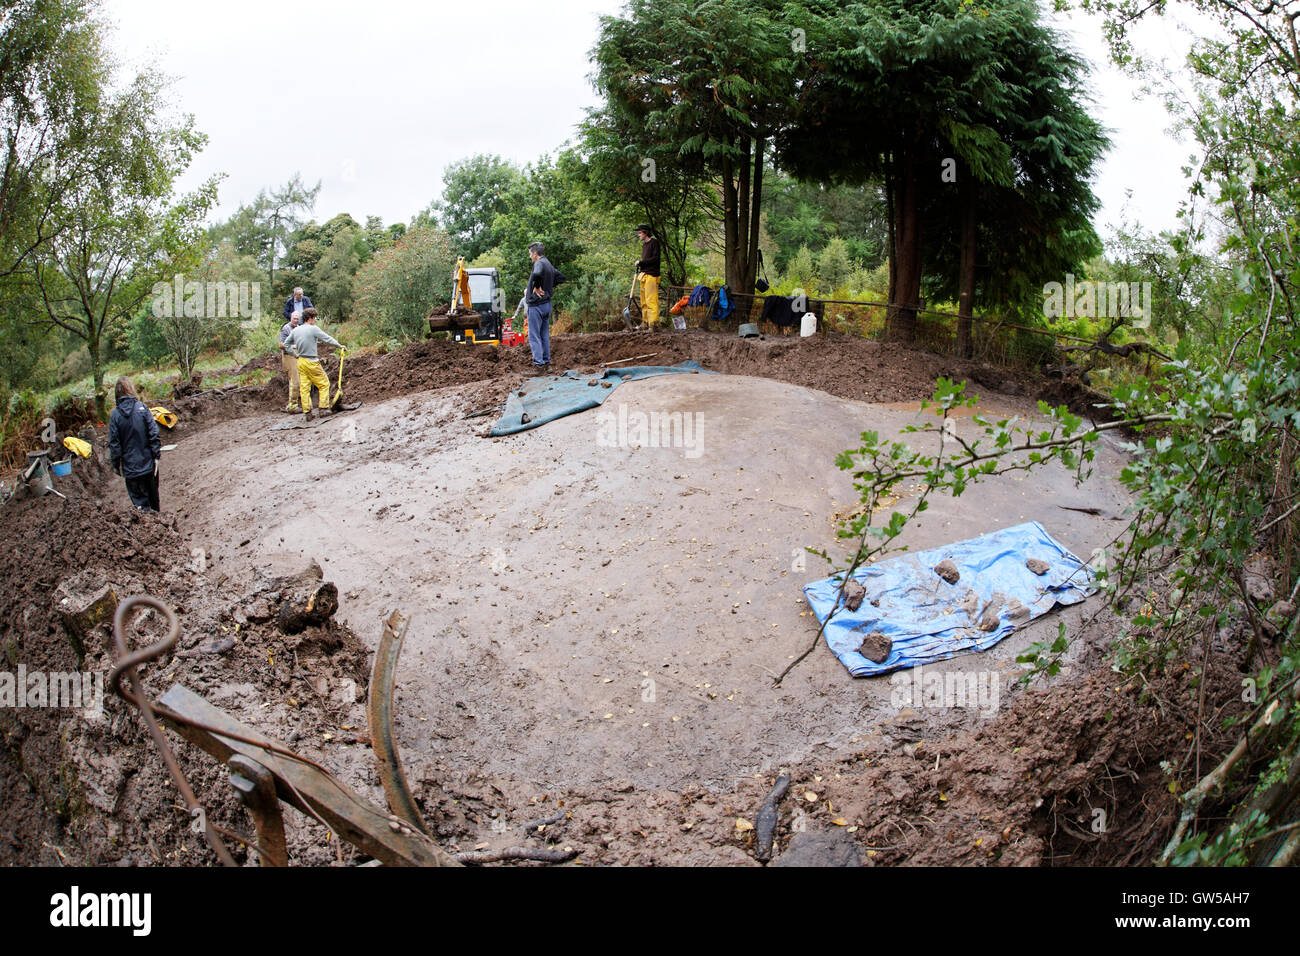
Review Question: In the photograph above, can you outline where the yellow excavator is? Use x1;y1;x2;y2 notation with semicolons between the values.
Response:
427;257;527;346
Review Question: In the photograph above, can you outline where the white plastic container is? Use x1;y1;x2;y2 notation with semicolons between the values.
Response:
800;312;816;337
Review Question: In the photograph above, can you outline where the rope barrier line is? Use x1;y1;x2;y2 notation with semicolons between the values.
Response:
658;284;1098;347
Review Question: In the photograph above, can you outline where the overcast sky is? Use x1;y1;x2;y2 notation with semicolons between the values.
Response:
104;0;1204;244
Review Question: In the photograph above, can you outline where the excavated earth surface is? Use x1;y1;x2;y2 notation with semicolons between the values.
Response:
0;329;1251;866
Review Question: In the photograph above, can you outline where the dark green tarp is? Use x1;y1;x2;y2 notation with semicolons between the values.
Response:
489;361;712;436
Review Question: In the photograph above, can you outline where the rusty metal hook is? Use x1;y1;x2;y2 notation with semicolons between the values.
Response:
111;594;237;867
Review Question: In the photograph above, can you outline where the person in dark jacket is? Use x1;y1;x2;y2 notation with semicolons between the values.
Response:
524;242;565;369
108;377;161;511
283;287;313;321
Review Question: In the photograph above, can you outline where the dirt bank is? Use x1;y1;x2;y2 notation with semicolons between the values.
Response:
174;328;1035;435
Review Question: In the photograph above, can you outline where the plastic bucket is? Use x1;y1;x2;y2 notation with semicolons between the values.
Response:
51;459;72;477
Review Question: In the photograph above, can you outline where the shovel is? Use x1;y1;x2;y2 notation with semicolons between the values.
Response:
622;270;641;331
329;348;363;413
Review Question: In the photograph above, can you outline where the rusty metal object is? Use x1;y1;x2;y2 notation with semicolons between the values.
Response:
368;610;431;835
228;755;288;867
158;684;460;867
110;595;237;866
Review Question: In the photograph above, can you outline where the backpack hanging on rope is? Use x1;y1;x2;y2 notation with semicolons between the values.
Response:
754;250;771;293
707;285;734;324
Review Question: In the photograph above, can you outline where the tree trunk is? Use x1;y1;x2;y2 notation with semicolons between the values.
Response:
956;173;977;359
737;137;750;287
89;338;107;421
268;210;280;295
748;140;764;292
887;144;922;343
885;152;897;309
722;151;740;291
721;137;767;293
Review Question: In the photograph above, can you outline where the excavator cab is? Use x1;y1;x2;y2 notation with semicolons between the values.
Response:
428;260;527;346
456;268;502;343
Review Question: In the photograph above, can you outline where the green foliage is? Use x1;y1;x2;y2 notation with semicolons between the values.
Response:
265;175;320;297
353;227;457;342
590;0;802;289
0;279;61;391
0;0;107;279
362;216;395;257
489;152;584;302
556;272;630;333
782;0;1107;334
764;168;888;271
25;53;220;417
799;0;1300;863
125;310;170;370
469;247;506;272
578;99;714;286
1017;621;1071;683
817;238;854;291
55;344;90;384
242;314;282;357
311;225;362;321
428;155;523;262
785;246;817;290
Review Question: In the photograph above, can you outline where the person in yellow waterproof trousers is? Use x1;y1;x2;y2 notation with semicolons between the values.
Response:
636;224;660;330
284;308;344;419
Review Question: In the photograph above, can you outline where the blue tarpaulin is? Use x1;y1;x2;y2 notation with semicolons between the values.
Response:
489;361;712;436
802;521;1096;677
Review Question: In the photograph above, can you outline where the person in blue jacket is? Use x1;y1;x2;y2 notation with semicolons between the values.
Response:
108;377;161;511
283;286;313;321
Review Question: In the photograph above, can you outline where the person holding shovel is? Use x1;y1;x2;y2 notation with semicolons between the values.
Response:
108;377;161;511
284;308;345;420
635;224;661;331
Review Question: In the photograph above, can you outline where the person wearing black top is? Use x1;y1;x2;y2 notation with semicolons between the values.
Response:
635;224;661;330
525;242;564;367
108;377;161;511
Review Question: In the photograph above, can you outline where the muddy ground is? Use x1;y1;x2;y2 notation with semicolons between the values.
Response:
0;329;1249;866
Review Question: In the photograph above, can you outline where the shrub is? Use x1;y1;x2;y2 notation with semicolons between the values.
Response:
56;347;92;385
244;314;283;356
354;227;458;342
557;273;628;333
126;313;171;370
785;245;817;290
817;238;854;290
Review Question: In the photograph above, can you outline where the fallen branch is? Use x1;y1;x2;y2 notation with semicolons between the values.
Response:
754;774;790;862
522;811;567;836
1160;679;1300;863
602;352;659;367
175;635;236;658
455;846;578;865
